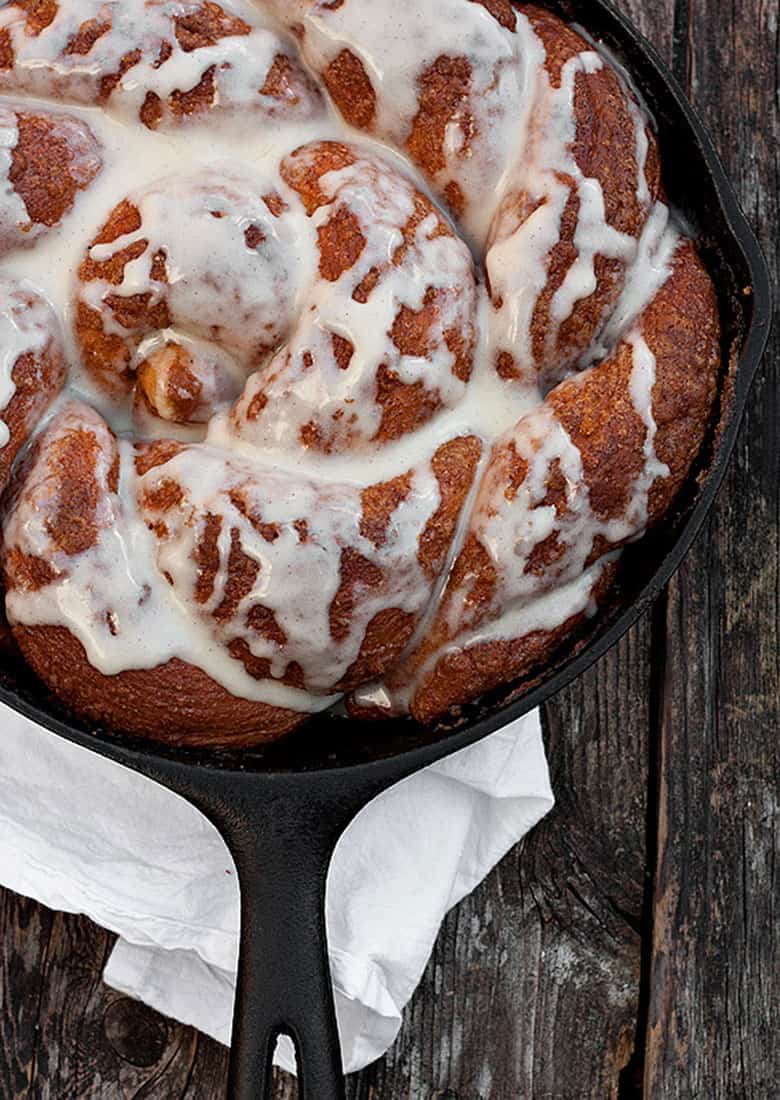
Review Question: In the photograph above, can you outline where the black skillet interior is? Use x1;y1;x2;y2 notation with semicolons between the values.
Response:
0;0;771;782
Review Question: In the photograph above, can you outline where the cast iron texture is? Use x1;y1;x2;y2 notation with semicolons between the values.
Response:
0;1;771;1097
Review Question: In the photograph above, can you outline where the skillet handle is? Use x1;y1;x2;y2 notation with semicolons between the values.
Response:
194;771;385;1100
227;806;345;1099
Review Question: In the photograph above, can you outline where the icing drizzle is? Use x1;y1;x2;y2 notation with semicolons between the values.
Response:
0;0;685;725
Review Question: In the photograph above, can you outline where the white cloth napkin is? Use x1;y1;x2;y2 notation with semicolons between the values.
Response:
0;700;552;1075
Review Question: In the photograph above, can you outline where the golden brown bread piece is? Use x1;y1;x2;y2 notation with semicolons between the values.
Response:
0;107;102;254
547;239;721;526
1;404;304;744
76;142;478;454
362;238;720;723
0;279;66;493
2;399;483;744
136;343;242;427
0;1;323;129
233;141;477;452
485;5;662;386
74;177;299;398
11;625;304;745
267;0;522;233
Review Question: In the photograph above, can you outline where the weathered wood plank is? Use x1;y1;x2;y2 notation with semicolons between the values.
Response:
0;892;55;1099
0;891;232;1099
334;617;657;1100
643;0;780;1095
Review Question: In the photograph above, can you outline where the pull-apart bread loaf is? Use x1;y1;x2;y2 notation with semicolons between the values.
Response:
0;0;719;743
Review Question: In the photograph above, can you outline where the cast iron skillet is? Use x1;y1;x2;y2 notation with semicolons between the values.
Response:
0;1;771;1097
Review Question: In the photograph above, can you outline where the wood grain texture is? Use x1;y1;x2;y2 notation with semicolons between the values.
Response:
339;622;655;1100
642;0;780;1095
0;1;777;1098
0;892;231;1099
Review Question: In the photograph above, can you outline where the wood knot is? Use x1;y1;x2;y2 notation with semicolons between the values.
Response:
102;997;169;1067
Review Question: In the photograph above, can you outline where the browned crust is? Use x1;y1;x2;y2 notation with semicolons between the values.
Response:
323;49;376;129
336;434;482;689
0;2;320;127
490;5;661;383
0;30;13;71
419;435;483;575
2;404;120;563
11;624;303;745
172;2;250;51
548;238;721;524
266;142;477;450
0;341;65;493
9;0;57;37
406;55;474;183
280;140;357;214
407;559;619;724
0;594;16;654
0;110;101;251
9;112;100;227
136;343;216;424
75;198;171;394
472;0;517;30
383;239;720;724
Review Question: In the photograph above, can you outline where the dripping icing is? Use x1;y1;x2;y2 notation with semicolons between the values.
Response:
0;0;684;720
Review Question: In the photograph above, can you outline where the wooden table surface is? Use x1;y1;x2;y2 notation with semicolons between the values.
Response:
1;1;777;1097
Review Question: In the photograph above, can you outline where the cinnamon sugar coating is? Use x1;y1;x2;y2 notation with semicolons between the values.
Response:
0;280;66;492
374;240;720;723
0;108;101;254
0;0;323;129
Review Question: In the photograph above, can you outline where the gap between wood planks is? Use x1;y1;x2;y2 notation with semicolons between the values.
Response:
617;591;668;1099
620;3;694;1091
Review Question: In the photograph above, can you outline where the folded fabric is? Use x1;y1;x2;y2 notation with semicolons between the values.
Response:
0;702;552;1074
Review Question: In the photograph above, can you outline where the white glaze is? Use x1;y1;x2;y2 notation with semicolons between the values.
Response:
79;166;316;369
267;0;542;246
0;0;322;125
0;277;60;448
0;112;27;257
140;443;445;694
231;155;476;454
485;49;643;384
0;0;689;723
593;202;679;360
